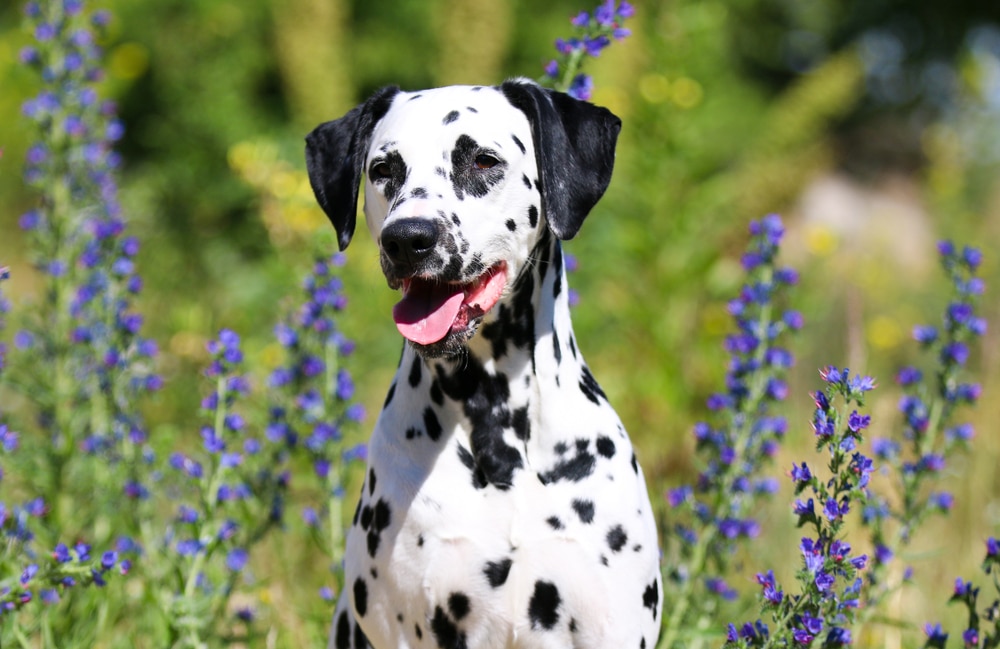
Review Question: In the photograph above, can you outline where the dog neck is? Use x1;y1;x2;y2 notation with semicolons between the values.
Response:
398;229;600;490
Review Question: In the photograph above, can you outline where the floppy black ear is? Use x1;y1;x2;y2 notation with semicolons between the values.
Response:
305;86;400;251
499;79;621;240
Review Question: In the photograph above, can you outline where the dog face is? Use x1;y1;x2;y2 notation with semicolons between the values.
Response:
305;79;621;358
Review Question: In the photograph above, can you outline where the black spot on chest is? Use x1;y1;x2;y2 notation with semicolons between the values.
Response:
443;110;460;125
360;498;392;558
528;580;561;630
538;438;595;484
596;436;616;458
435;359;523;489
607;524;628;552
484;557;513;588
572;498;595;524
431;605;467;649
579;365;607;405
353;577;368;617
408;356;423;387
448;592;471;620
481;233;554;359
643;579;659;618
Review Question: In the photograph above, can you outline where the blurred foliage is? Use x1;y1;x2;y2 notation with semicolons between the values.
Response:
2;0;1000;643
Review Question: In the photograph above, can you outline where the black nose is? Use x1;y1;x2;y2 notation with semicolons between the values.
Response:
381;218;440;268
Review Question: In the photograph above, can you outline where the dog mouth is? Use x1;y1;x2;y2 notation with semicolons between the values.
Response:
391;262;508;346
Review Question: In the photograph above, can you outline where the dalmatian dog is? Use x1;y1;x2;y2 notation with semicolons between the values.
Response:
305;78;662;649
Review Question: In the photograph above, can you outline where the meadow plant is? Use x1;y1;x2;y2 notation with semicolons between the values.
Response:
659;215;802;648
540;0;634;99
2;1;366;645
719;238;986;649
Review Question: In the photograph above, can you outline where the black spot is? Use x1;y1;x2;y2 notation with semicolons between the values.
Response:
505;218;517;232
552;328;562;365
481;232;552;360
579;365;607;406
572;499;595;524
370;566;378;579
384;382;396;409
430;380;444;405
457;444;488;489
448;592;471;620
368;468;377;495
431;606;466;649
512;406;530;441
546;516;563;530
408;94;423;101
353;577;368;617
443;110;460;125
353;623;368;649
360;504;373;529
352;500;362;526
450;134;506;200
569;335;578;359
633;544;643;553
570;618;578;633
522;174;531;189
466;106;478;113
451;213;461;226
528;580;561;630
600;555;609;566
631;452;639;474
641;639;646;649
366;498;392;558
435;359;524;489
423;407;443;442
415;624;423;640
596;436;616;458
607;525;628;552
397;613;404;623
409;356;422;387
538;439;595;484
511;134;526;153
528;204;538;228
551;242;564;301
435;166;448;178
335;611;350;649
405;427;420;440
417;534;424;547
553;441;568;455
411;186;428;198
484;558;513;588
643;579;659;617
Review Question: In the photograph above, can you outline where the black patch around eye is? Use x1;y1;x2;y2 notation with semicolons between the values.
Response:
371;150;408;202
450;134;506;200
443;110;460;125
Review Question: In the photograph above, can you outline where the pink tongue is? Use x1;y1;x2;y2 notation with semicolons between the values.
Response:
393;283;465;345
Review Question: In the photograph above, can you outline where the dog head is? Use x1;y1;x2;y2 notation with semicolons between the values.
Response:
305;79;620;357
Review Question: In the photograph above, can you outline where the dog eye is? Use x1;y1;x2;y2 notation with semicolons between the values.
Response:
370;162;392;180
474;154;500;170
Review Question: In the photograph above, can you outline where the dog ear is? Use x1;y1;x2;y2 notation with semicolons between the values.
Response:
305;86;400;251
499;79;621;241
